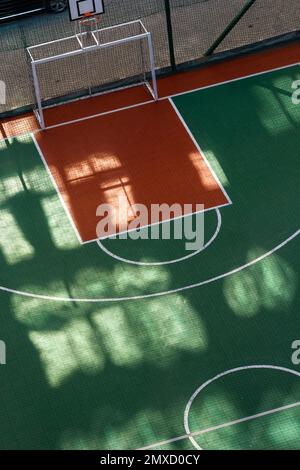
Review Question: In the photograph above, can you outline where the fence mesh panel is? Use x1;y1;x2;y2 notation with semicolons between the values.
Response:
170;0;245;66
216;0;300;53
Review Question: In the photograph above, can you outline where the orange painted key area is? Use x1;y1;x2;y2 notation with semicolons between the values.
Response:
36;100;229;242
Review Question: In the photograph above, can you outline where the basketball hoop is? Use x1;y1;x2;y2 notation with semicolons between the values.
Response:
79;12;101;28
77;12;102;47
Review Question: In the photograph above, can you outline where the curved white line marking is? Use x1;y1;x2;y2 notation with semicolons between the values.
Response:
96;209;222;266
0;228;299;302
184;364;300;450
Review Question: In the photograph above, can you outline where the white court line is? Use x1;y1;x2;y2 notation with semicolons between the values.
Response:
139;364;300;450
184;364;300;450
33;82;148;112
168;98;232;205
96;208;222;266
138;401;300;450
31;133;83;245
1;60;299;143
37;60;300;133
45;98;154;132
0;227;298;301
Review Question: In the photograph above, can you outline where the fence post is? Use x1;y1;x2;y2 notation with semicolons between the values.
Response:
164;0;176;71
204;0;257;56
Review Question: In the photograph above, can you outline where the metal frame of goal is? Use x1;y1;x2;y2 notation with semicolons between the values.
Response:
27;20;158;129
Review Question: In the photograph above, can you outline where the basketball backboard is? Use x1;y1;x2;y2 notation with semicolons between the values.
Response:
68;0;105;21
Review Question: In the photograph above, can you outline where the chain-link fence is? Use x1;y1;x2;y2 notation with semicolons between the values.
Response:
1;0;300;117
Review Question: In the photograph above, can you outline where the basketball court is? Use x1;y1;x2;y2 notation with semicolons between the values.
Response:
0;0;300;451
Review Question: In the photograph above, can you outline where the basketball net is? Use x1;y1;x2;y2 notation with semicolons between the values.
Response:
78;12;101;47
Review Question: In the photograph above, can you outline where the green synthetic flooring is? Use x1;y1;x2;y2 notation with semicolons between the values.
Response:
0;65;300;449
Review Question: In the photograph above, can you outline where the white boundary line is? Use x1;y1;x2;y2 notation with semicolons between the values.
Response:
168;98;232;205
184;364;300;450
139;402;300;450
31;133;83;245
35;60;300;133
168;61;300;100
1;61;299;144
138;364;300;450
0;227;299;302
33;82;150;112
46;97;155;132
96;208;222;266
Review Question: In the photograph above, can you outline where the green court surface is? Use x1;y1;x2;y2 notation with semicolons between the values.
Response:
0;65;300;449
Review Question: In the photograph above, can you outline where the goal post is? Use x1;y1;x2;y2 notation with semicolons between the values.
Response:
27;20;158;129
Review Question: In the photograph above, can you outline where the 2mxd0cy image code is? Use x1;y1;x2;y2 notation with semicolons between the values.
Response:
99;454;201;466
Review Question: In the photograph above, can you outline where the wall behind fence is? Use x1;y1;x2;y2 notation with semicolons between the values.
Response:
0;0;300;117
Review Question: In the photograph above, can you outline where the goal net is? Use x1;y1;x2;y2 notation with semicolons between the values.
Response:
27;20;158;129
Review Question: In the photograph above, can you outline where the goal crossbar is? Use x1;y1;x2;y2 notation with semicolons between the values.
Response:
27;20;158;129
29;33;151;65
